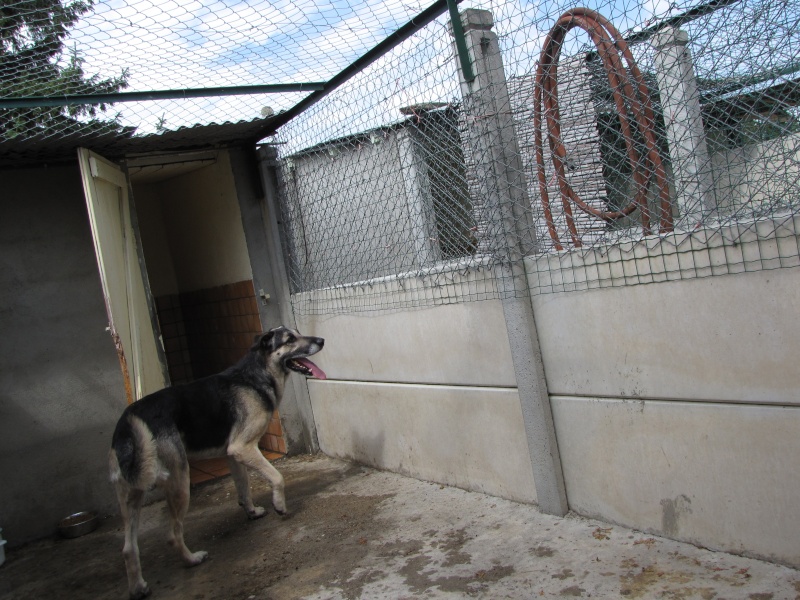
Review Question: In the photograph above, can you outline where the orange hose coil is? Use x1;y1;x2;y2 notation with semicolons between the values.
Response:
534;7;673;249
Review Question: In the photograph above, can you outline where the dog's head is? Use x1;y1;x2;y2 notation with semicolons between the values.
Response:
256;326;326;379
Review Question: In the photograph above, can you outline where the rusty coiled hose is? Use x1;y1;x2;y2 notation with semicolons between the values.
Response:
534;7;673;249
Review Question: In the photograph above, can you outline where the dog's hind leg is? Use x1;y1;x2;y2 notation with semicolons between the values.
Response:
228;457;267;519
116;483;151;600
228;444;286;515
164;461;208;567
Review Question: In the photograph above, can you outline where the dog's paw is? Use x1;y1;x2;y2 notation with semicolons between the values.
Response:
246;506;267;520
129;582;151;600
272;494;287;516
186;550;209;567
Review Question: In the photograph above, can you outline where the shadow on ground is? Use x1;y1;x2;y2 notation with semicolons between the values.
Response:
1;455;798;599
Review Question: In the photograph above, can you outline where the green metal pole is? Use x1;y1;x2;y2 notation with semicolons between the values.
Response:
0;82;326;109
447;0;475;83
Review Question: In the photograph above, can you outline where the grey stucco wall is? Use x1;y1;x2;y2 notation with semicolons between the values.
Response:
0;163;126;545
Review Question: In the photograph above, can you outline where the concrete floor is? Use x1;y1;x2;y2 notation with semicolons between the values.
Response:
1;455;798;599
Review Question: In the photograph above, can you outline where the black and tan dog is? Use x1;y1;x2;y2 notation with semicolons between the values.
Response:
109;326;325;599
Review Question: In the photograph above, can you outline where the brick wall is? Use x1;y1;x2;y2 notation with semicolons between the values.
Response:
155;279;285;454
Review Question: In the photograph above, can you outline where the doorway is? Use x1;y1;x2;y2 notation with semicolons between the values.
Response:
82;147;287;484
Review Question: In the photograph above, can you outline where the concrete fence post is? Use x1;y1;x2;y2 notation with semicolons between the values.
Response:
651;26;716;225
451;8;568;516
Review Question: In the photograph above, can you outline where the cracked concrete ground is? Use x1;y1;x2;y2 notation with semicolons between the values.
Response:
1;455;798;599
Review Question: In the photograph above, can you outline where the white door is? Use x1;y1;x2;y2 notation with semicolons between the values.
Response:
78;148;167;402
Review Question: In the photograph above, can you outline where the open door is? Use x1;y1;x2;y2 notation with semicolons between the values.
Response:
78;148;167;402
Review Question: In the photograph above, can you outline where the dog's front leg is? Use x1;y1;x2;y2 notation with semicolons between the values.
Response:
227;456;267;519
227;444;286;515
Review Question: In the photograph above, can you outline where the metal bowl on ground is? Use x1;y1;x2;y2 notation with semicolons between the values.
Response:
57;511;99;539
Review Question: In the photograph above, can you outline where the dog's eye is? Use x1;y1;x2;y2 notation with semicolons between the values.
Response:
285;334;296;343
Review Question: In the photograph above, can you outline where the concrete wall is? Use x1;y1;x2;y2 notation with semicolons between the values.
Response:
552;398;800;566
296;298;537;504
533;263;800;567
294;221;800;567
134;183;179;296
0;164;126;545
134;150;252;296
711;130;800;215
285;131;431;289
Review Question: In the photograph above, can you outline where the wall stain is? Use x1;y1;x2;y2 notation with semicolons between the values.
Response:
440;528;472;567
619;565;693;598
560;584;586;596
552;568;575;580
661;494;693;536
533;545;556;558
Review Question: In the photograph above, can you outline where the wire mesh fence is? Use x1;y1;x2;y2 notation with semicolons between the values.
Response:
0;0;432;140
274;0;800;315
2;0;799;316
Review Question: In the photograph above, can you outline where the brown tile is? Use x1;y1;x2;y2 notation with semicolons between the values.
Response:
190;468;215;485
267;420;282;437
163;337;181;353
206;461;231;477
161;322;179;339
240;316;251;333
180;291;196;306
155;296;171;311
158;307;174;325
170;364;186;381
190;457;229;476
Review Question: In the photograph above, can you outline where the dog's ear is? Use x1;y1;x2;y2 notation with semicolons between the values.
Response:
256;331;275;352
258;329;280;353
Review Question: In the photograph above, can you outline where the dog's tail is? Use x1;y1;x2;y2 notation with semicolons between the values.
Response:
110;414;159;490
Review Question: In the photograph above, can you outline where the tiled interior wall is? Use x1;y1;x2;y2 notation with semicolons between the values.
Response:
155;279;286;455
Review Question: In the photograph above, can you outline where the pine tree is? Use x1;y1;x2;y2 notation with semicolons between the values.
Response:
0;0;129;139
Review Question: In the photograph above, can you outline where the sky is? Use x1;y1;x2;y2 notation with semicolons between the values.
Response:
66;0;433;134
59;0;788;145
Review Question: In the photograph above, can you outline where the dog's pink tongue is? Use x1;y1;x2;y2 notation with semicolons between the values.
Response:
296;358;327;380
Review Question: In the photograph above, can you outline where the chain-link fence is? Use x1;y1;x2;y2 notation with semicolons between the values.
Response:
0;0;432;141
2;0;799;316
275;0;800;315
